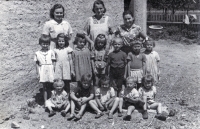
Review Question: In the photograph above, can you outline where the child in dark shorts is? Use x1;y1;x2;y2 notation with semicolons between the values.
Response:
119;77;144;121
68;74;94;120
107;37;127;96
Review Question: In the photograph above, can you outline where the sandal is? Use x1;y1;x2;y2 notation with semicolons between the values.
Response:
95;112;104;119
49;110;56;117
61;110;67;117
74;114;82;120
123;115;131;121
67;114;75;120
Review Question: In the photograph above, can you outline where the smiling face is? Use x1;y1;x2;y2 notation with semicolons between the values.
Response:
93;4;105;17
54;82;64;92
126;80;136;89
132;44;141;54
123;14;134;28
113;38;123;52
57;37;65;48
53;8;64;22
76;38;86;49
40;42;49;50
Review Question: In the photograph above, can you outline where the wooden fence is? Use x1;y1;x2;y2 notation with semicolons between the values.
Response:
147;10;200;32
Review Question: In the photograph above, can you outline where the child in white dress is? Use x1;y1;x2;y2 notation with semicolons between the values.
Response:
34;35;56;106
54;33;74;93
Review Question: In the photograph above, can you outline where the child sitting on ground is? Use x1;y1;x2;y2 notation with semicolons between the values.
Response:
139;74;166;120
45;79;70;117
119;77;144;121
68;74;94;120
89;76;120;119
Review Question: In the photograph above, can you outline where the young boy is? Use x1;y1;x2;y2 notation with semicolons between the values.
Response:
107;37;127;96
119;77;144;121
45;79;70;117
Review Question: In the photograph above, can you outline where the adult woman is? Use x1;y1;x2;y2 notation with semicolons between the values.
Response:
42;4;73;50
115;10;148;54
84;0;113;51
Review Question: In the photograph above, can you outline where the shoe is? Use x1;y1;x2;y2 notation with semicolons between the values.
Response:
67;114;75;120
155;113;167;121
108;113;113;119
95;112;104;119
61;110;67;117
118;112;123;117
74;114;82;120
123;115;131;121
49;110;56;117
142;110;148;119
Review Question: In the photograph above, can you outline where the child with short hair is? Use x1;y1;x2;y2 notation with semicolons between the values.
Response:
139;74;165;120
143;39;160;84
107;37;127;96
54;33;74;93
72;34;93;84
68;74;94;120
127;40;146;89
34;35;56;106
45;79;70;117
89;76;120;119
119;76;144;121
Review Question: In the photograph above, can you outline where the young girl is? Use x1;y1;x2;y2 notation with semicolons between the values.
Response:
68;74;94;120
34;35;56;106
54;33;74;93
119;77;144;121
84;0;113;52
127;40;146;89
86;34;107;87
143;39;160;84
46;79;70;117
72;33;92;83
139;74;165;120
89;76;120;119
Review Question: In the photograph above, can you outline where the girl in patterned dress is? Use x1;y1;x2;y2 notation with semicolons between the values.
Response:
34;35;56;106
54;33;74;93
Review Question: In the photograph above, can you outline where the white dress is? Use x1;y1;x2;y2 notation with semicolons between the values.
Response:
54;47;73;80
34;50;55;83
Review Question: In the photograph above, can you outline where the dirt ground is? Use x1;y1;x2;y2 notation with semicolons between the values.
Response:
0;1;200;129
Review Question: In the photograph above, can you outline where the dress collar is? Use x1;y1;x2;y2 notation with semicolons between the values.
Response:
121;24;137;31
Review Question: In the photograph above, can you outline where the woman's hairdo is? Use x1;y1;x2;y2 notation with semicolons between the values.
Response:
56;33;69;48
50;4;65;19
39;34;51;45
92;0;106;13
122;10;134;18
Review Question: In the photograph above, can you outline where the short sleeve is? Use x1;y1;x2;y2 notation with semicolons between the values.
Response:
110;87;115;97
51;50;56;60
127;52;132;61
130;89;139;98
42;21;50;35
67;47;73;53
34;52;38;62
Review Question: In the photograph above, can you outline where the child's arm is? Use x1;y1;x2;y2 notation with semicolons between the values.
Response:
35;61;40;79
127;61;131;77
142;55;147;75
70;91;81;102
95;96;104;110
84;33;94;51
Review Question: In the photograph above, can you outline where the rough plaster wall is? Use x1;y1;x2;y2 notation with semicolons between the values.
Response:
0;0;123;93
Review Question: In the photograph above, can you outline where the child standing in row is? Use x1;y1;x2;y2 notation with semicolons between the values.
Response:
34;35;56;106
54;33;74;93
107;37;127;96
46;79;70;117
72;34;93;84
119;77;144;121
143;39;160;84
68;74;94;120
89;76;119;119
127;41;146;89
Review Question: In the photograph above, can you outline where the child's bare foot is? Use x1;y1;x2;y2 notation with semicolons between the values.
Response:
49;110;56;117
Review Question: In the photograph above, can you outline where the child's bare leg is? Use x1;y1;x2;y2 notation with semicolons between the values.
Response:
78;104;87;116
109;97;120;114
149;102;162;114
118;98;123;113
70;100;75;115
127;106;135;115
142;96;147;110
89;100;101;113
42;83;48;105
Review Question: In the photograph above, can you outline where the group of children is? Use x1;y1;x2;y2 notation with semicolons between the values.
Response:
34;30;165;121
